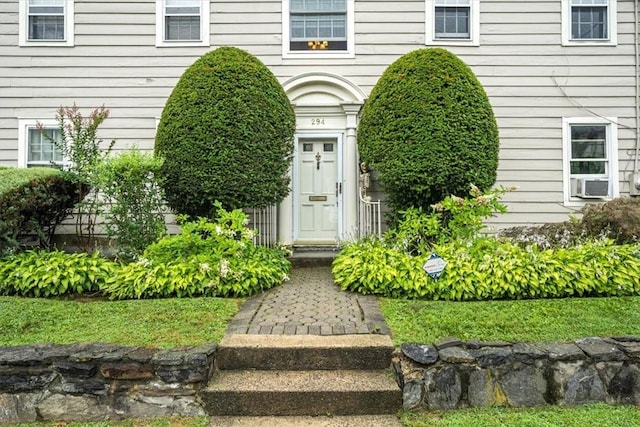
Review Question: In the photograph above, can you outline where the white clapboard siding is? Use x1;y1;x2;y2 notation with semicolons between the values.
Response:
0;0;637;230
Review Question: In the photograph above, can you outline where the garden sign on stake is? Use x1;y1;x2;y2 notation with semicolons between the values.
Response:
423;252;446;280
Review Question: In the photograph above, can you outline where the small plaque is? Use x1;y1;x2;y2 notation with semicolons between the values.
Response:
423;252;446;280
309;195;327;201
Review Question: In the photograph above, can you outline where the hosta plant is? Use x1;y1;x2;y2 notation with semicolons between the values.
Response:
0;250;116;297
332;238;640;301
101;205;291;299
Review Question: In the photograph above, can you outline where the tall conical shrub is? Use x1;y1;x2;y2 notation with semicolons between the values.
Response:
358;48;499;214
155;47;295;218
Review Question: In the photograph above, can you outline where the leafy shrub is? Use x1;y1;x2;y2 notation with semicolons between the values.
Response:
386;186;508;254
155;46;296;218
0;250;116;297
101;205;291;299
499;197;640;248
497;221;584;250
357;48;499;216
103;248;289;299
97;149;167;260
0;167;81;254
580;197;639;244
41;104;115;251
332;238;640;300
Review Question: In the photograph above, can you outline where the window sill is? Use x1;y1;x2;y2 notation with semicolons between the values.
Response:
563;197;614;208
282;50;355;60
562;39;617;47
425;39;479;47
19;40;74;47
155;40;209;48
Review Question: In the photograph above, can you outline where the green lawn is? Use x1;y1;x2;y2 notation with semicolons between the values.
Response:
7;406;640;427
401;404;640;427
381;296;640;345
0;297;240;348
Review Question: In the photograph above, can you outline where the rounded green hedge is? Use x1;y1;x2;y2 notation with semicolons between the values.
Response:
155;47;295;217
357;48;499;214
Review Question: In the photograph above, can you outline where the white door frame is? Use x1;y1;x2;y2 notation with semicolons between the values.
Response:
292;132;344;243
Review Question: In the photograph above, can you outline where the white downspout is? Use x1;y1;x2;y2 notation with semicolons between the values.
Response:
635;0;640;172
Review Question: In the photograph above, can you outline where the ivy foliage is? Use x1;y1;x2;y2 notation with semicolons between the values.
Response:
357;48;499;214
155;47;296;218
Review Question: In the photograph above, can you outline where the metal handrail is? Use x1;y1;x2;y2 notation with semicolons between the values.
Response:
358;186;381;238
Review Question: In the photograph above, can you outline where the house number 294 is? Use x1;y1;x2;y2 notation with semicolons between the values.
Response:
311;118;325;126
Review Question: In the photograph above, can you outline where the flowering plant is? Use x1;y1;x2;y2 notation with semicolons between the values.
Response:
386;185;512;255
101;204;291;299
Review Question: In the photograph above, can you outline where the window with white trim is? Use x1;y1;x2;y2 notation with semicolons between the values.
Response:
562;118;619;203
156;0;210;47
426;0;479;46
562;0;617;45
18;120;67;168
19;0;74;46
283;0;355;58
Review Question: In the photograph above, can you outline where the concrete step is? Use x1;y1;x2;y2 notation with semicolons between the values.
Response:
208;415;404;426
201;370;402;416
217;334;394;371
287;249;338;267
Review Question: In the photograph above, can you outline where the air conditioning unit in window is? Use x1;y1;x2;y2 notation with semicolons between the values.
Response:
575;178;609;199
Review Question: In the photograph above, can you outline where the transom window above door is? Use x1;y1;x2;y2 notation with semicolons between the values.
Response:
283;0;355;58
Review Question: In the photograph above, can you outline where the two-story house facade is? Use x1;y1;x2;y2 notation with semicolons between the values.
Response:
1;1;639;246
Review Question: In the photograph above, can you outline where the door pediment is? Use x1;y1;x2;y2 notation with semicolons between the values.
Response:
283;72;366;107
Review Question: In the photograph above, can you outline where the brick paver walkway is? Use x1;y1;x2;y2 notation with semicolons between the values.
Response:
225;266;390;336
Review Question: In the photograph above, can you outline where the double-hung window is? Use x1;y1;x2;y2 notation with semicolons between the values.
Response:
426;0;479;46
19;0;74;46
18;120;67;168
562;118;619;202
283;0;354;58
156;0;210;47
562;0;617;45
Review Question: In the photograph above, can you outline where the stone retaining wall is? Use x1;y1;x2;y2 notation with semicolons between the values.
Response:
396;336;640;411
0;342;216;423
2;337;639;422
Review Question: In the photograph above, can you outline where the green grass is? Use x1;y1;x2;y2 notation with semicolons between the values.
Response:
7;406;640;427
381;296;640;345
401;404;640;426
0;297;241;348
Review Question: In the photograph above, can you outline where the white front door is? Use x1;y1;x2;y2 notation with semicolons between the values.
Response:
296;137;339;244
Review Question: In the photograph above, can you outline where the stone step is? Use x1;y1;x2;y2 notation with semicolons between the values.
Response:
208;415;404;426
217;334;394;371
201;370;402;416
